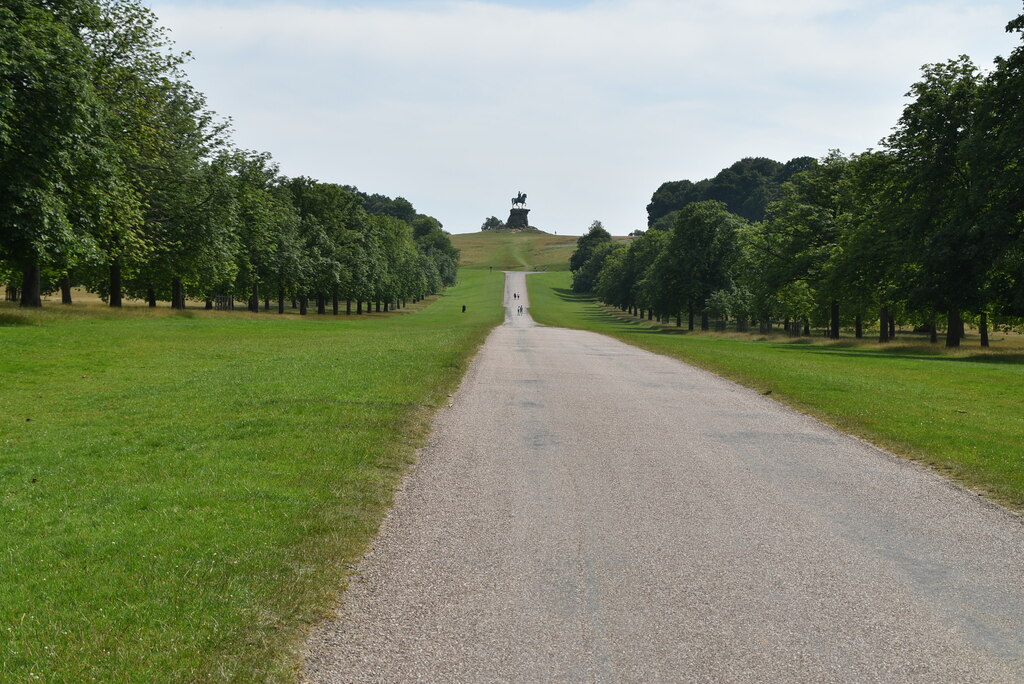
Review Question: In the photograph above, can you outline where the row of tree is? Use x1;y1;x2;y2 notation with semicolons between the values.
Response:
1;0;458;312
572;12;1024;348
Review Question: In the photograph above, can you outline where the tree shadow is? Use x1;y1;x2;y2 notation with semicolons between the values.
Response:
549;290;1024;366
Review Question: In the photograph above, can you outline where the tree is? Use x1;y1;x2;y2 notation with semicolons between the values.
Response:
646;156;815;227
646;201;743;329
572;240;617;295
759;152;850;338
0;0;106;306
569;220;612;279
884;56;985;347
480;216;503;231
80;0;234;307
967;13;1024;327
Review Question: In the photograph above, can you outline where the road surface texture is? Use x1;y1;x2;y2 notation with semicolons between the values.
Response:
304;271;1024;682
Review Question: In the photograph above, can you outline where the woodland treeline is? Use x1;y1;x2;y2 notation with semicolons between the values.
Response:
572;12;1024;348
1;0;458;313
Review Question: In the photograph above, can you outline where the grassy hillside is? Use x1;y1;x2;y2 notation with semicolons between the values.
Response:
527;271;1024;511
0;270;505;682
452;229;579;271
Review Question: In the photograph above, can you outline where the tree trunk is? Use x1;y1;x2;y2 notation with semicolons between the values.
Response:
346;299;352;315
205;298;213;310
109;260;123;307
879;306;889;343
316;293;325;315
854;314;862;339
889;315;896;339
700;311;709;331
945;309;961;348
687;308;694;331
300;296;308;315
980;312;989;348
249;282;260;313
278;286;285;314
264;297;270;311
147;287;157;307
60;275;72;305
802;318;810;336
376;301;381;313
332;290;339;315
171;278;184;310
676;313;681;327
357;300;363;315
383;301;389;312
829;300;840;339
19;264;42;307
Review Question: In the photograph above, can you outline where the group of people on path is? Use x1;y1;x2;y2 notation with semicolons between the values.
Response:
512;291;524;316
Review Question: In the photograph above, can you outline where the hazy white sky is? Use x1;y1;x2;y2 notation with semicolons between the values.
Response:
149;0;1022;235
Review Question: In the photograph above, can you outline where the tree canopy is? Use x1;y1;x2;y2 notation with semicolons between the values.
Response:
1;0;458;313
583;10;1024;347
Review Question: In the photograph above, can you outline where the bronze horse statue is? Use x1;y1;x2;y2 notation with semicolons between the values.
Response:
511;191;527;207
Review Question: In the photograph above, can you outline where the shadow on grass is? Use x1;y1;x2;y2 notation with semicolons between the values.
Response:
0;312;36;326
551;290;1024;367
777;342;1024;365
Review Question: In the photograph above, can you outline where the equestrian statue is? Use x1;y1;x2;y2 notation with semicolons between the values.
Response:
511;191;527;207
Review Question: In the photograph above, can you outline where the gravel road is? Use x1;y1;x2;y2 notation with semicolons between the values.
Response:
303;271;1024;682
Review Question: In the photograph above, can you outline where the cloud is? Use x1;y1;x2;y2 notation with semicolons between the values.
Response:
153;0;1022;234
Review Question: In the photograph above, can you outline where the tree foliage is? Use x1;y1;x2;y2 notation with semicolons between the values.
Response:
584;11;1024;347
0;0;457;312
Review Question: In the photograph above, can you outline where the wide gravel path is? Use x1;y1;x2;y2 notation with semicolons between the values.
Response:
303;271;1024;682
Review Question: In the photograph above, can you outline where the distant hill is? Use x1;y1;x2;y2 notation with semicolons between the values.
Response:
452;230;578;271
647;156;815;227
453;230;634;272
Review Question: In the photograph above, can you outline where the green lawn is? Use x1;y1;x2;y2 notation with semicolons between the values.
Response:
527;271;1024;510
451;230;580;271
0;269;504;682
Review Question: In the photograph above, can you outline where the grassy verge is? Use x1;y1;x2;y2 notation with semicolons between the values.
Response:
0;269;504;682
527;271;1024;511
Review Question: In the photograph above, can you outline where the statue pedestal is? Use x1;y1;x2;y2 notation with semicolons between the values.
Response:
507;207;530;229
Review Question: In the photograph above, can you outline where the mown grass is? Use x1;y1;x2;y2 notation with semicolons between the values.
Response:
527;271;1024;511
0;269;505;682
452;230;579;271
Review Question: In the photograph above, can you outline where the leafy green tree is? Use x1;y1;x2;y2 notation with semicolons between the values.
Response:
884;56;985;347
412;216;458;289
79;0;234;307
480;216;503;231
572;240;618;295
569;220;612;281
594;243;629;307
646;156;815;227
623;229;670;319
646;201;743;329
0;0;107;306
967;13;1024;329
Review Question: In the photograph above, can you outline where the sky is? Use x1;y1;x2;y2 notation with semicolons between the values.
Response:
147;0;1023;235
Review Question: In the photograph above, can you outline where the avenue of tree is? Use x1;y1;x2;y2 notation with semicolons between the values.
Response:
572;12;1024;348
1;0;458;313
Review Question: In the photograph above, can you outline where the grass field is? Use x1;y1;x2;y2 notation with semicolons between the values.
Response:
527;271;1024;511
451;229;581;271
0;269;504;682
